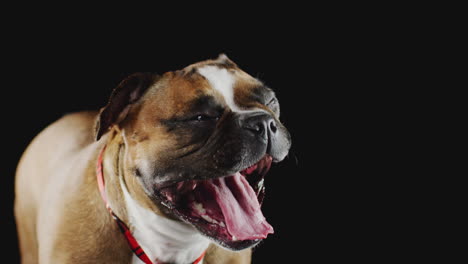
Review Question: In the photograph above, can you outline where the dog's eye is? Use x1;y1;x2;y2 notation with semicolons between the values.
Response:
191;114;219;122
266;98;277;107
266;98;279;116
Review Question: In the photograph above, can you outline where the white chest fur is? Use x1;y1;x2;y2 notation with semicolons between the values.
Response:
120;179;209;264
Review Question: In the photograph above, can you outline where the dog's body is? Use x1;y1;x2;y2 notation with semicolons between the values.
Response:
15;55;290;264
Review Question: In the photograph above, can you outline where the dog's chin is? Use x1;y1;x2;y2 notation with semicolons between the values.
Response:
154;155;273;251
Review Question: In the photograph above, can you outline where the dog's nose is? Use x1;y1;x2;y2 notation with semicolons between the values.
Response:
242;112;277;140
238;111;291;162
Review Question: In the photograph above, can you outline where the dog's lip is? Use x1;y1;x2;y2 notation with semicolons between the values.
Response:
153;155;271;191
153;155;273;249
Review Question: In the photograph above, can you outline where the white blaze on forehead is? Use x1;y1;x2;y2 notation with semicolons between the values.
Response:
198;65;242;112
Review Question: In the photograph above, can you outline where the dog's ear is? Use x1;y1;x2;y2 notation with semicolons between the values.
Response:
95;72;157;141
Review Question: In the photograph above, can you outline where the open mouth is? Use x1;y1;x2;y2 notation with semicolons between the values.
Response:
156;155;273;250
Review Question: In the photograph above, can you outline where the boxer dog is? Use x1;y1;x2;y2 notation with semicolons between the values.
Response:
15;54;291;264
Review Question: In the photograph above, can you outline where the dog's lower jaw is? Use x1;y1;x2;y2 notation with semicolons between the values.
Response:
120;176;210;264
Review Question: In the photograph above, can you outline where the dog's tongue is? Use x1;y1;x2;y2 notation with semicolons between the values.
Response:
204;173;273;240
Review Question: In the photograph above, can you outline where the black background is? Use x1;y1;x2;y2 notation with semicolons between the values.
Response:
0;9;405;263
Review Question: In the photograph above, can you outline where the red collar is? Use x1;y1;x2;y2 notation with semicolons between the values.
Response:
96;145;206;264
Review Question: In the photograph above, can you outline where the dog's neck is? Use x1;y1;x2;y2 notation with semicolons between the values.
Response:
120;179;210;264
103;133;210;263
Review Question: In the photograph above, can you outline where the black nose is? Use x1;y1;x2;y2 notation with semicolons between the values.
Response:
242;112;277;140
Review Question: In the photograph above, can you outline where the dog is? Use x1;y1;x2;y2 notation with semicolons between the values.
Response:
15;54;291;264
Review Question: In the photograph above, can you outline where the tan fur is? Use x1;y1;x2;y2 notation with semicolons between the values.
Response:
15;56;263;263
15;111;250;263
15;112;132;263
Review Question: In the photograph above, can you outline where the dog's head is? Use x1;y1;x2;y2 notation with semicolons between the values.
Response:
95;54;291;250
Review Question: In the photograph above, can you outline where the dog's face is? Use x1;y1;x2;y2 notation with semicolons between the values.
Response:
96;55;291;250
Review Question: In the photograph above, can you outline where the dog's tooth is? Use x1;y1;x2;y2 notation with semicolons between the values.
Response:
201;213;224;226
201;214;215;223
193;202;206;214
257;179;264;193
161;200;171;209
192;203;226;227
192;182;197;190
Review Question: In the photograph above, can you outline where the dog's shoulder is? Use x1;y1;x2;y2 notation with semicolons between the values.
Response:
54;111;98;145
33;111;99;152
17;111;99;184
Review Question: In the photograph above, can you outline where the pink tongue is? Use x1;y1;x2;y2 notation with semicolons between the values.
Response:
207;173;273;240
